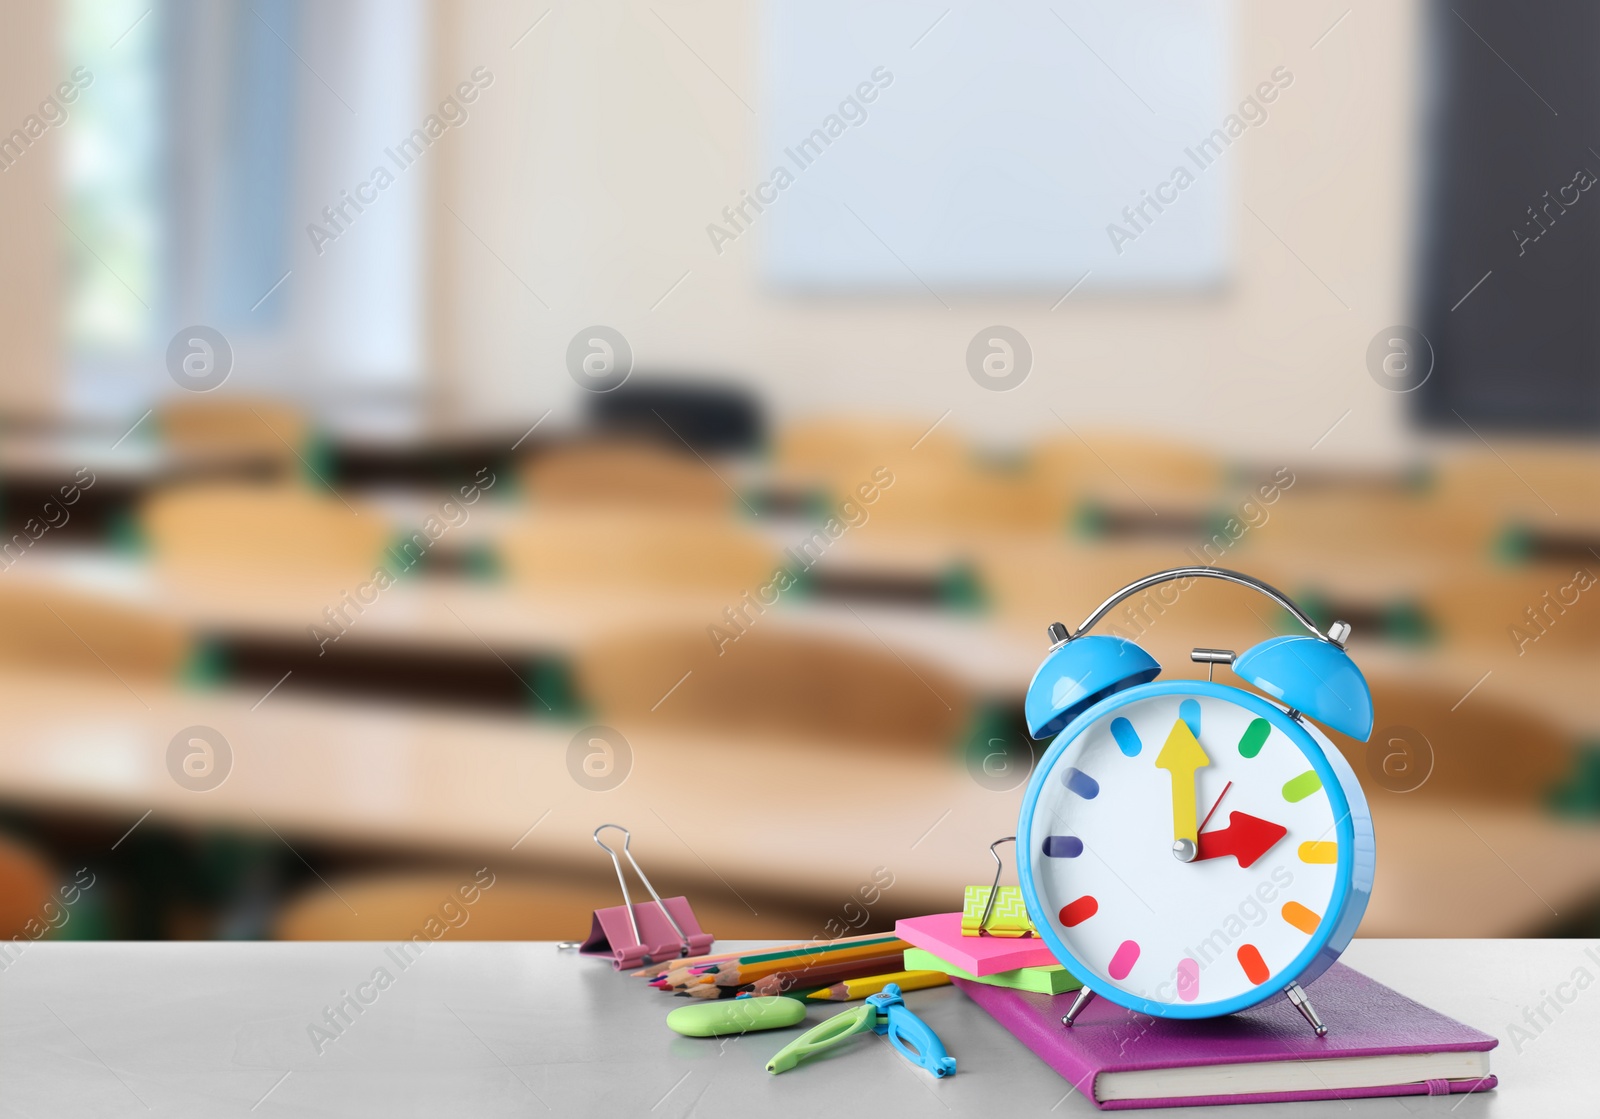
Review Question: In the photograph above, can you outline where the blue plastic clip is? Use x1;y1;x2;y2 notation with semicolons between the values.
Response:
867;983;957;1078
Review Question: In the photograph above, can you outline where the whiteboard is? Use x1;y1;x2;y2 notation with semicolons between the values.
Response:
757;1;1234;293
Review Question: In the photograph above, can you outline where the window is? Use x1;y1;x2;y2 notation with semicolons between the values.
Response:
62;0;427;421
63;0;161;412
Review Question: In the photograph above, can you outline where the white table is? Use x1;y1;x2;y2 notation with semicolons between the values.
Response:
0;939;1585;1116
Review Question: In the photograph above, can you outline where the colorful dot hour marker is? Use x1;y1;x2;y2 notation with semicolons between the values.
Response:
1282;901;1321;934
1179;699;1201;738
1108;940;1140;980
1282;771;1323;803
1238;718;1270;759
1059;896;1099;927
1176;957;1199;1001
1042;835;1083;858
1237;944;1270;985
1110;717;1142;757
1298;841;1338;864
1062;767;1100;799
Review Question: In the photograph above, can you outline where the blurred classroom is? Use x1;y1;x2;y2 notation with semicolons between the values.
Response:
0;0;1595;947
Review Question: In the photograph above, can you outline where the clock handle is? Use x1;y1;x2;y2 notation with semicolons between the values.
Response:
1060;567;1349;647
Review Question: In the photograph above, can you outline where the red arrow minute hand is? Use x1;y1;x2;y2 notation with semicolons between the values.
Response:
1194;811;1288;869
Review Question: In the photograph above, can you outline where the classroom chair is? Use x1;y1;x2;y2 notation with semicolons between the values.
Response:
1031;430;1228;516
272;871;809;940
574;623;974;751
975;538;1284;637
1251;487;1493;563
0;836;57;940
586;380;765;455
0;581;190;680
1354;794;1600;938
155;397;312;475
520;439;735;514
140;482;392;592
1322;674;1574;807
497;509;781;595
1435;442;1600;520
1428;564;1600;654
776;418;1073;534
1435;444;1600;565
775;417;968;492
850;459;1070;535
1340;674;1594;939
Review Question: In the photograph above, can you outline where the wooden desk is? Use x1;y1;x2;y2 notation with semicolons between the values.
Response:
1355;643;1600;739
0;671;1594;937
5;551;1033;697
0;670;1012;911
0;939;1574;1114
13;543;1598;741
0;430;287;484
0;421;556;491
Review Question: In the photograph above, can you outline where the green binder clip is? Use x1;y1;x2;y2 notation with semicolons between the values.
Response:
766;982;955;1078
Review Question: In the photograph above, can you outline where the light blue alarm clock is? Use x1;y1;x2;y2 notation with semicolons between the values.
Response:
1014;568;1375;1035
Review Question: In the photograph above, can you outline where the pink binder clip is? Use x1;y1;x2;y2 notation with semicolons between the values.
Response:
578;824;714;969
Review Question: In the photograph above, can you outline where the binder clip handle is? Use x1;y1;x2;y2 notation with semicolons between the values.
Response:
977;836;1016;936
593;824;692;960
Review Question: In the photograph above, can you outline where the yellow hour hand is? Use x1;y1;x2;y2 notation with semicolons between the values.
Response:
1154;718;1210;861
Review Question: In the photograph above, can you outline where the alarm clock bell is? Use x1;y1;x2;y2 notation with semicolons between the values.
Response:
1026;569;1375;745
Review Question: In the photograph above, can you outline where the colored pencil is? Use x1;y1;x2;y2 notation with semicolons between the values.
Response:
666;942;910;990
637;947;748;978
633;931;900;977
805;970;951;1001
661;952;904;997
677;953;909;999
640;928;908;979
747;953;910;997
680;984;744;1000
722;935;905;967
659;941;915;986
654;937;908;989
743;952;909;992
703;950;894;989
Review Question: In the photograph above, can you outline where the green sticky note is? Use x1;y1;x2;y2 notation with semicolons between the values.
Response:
904;947;1080;996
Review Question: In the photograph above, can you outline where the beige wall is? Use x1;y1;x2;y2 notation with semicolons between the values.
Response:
433;2;1421;463
0;2;62;420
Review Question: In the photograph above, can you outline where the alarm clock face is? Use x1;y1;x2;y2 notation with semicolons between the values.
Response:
1018;681;1363;1018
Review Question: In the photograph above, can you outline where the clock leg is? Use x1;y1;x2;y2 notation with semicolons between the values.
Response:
1061;986;1096;1027
1285;982;1328;1037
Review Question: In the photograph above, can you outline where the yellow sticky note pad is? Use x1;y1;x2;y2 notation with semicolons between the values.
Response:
961;885;1036;937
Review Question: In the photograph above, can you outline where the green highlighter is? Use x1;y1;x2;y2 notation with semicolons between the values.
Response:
667;996;807;1037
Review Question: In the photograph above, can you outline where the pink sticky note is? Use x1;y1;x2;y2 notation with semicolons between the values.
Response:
896;912;1061;975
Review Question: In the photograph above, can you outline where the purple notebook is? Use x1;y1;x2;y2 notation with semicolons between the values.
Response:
954;963;1497;1110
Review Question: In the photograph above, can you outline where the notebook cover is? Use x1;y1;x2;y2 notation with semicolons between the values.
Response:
904;946;1080;995
896;912;1058;975
953;963;1498;1111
